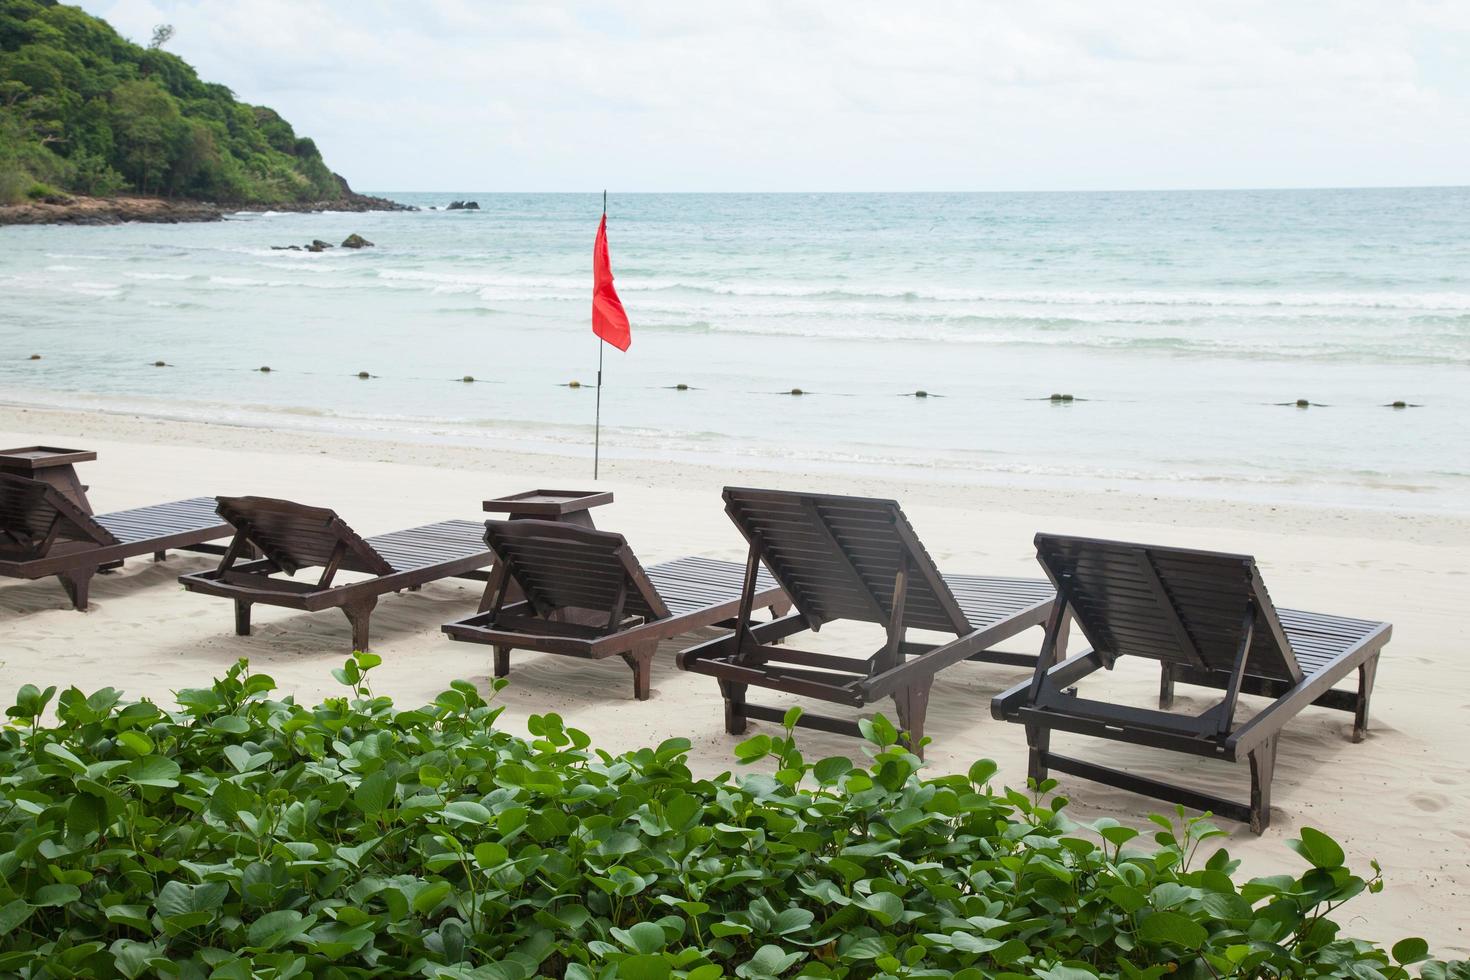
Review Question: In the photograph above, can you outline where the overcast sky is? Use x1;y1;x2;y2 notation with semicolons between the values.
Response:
80;0;1470;193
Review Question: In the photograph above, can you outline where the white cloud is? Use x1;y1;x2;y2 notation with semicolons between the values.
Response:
79;0;1470;191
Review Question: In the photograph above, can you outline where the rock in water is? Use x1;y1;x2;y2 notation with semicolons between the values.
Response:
311;239;333;249
306;242;325;252
341;233;374;248
446;200;481;211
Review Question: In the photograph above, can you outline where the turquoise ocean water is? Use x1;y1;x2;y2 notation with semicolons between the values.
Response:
1;188;1466;510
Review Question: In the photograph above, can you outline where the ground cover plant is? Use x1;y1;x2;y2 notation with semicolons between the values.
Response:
1;653;1463;978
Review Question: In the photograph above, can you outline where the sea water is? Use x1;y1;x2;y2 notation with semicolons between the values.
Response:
1;188;1466;510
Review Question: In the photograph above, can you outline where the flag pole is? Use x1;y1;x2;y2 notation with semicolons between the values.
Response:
594;340;604;479
593;189;606;480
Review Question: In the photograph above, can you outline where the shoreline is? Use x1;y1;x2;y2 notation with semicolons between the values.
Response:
1;405;1468;954
0;191;413;227
3;402;1466;543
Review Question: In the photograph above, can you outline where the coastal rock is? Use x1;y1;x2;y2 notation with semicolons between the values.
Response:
311;239;333;249
0;173;415;227
341;233;374;249
447;200;481;211
306;242;326;252
0;195;224;226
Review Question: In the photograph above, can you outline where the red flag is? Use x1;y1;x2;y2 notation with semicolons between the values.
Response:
592;214;631;351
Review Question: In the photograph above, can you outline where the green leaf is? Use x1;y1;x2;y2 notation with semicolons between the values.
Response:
125;756;180;788
246;909;312;950
0;900;33;935
1289;826;1346;870
43;742;88;774
1139;910;1208;950
31;883;81;907
353;771;394;814
1392;938;1429;965
734;734;771;762
412;881;452;914
473;841;508;867
812;756;853;784
856;891;904;925
737;944;803;978
442;800;492;825
615;921;668;954
617;954;672;980
115;731;153;756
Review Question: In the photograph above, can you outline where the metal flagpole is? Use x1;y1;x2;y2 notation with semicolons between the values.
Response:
594;189;606;479
594;340;604;479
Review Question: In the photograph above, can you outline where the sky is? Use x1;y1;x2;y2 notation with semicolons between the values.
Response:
80;0;1470;193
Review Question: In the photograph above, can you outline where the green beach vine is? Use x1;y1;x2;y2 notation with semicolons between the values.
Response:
0;653;1462;978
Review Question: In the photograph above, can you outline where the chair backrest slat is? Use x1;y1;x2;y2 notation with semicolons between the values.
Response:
0;473;118;558
723;487;970;634
483;520;670;623
1035;533;1302;683
214;496;394;576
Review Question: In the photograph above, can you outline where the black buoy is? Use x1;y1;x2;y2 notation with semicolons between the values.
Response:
789;388;804;396
1391;400;1407;409
259;366;272;373
462;375;475;383
28;354;41;360
153;360;168;367
568;380;582;389
914;390;928;398
676;383;689;391
1061;393;1074;402
1049;392;1063;402
1295;399;1309;408
357;371;371;379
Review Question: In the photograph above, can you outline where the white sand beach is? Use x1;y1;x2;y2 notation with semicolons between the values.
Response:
1;403;1466;956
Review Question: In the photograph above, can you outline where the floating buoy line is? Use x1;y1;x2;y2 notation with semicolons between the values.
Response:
11;355;1424;410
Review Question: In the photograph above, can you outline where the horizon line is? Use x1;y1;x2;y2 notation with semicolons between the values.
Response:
365;183;1470;196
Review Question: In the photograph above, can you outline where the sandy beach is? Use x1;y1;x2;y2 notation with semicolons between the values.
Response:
1;402;1466;955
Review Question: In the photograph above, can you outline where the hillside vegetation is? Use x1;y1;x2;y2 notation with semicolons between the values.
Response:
0;0;346;206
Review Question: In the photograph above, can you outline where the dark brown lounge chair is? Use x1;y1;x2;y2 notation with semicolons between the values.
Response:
0;473;231;610
677;488;1057;755
442;519;789;700
991;533;1391;832
178;496;494;651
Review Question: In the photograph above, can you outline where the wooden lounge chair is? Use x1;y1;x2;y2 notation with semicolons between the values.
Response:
442;520;789;700
677;488;1057;755
991;533;1392;832
0;473;231;610
178;496;494;651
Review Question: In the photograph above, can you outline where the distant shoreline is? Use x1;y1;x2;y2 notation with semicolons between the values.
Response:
0;191;414;227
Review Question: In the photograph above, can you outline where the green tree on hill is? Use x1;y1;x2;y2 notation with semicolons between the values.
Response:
0;0;346;205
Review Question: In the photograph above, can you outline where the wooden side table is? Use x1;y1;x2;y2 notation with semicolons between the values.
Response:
0;446;98;515
481;489;613;529
478;489;615;612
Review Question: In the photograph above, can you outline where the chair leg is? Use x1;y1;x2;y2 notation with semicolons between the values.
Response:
234;600;252;636
620;645;656;701
57;569;94;611
1159;663;1176;710
152;550;167;562
892;678;933;759
1353;654;1379;743
343;597;378;652
493;645;511;678
1025;723;1051;784
720;681;748;734
1248;736;1278;834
